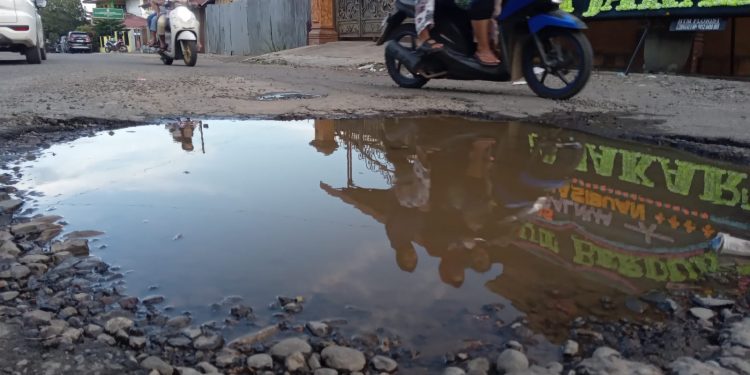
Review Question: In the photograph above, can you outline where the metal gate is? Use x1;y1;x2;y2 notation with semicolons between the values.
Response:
336;0;394;38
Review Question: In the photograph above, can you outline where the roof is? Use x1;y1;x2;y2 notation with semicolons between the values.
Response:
123;13;148;29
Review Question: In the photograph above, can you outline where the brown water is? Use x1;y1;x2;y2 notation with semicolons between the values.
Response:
11;117;750;365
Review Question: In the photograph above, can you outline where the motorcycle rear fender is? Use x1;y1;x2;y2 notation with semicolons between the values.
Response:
176;31;197;41
528;10;586;34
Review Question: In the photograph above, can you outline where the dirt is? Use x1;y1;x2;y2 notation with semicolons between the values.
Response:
0;53;749;162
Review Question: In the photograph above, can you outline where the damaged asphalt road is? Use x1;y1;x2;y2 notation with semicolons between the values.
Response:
0;52;749;160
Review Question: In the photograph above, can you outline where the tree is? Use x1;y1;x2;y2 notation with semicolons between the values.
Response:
40;0;87;38
93;19;126;37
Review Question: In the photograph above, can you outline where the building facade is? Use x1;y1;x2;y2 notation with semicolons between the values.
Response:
308;0;750;77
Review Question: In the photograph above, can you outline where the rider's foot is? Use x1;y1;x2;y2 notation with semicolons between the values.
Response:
474;50;500;66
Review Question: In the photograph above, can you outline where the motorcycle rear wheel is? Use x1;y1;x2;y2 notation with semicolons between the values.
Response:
385;24;428;89
522;28;592;100
118;46;128;53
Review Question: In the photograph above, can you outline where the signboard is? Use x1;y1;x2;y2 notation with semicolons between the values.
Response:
561;0;750;19
669;17;727;31
92;8;124;20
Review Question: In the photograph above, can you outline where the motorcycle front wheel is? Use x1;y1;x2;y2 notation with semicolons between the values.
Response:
385;24;428;89
105;46;111;53
181;40;197;66
118;46;128;53
522;28;593;100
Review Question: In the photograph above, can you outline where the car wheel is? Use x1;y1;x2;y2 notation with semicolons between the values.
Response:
26;38;42;64
41;47;47;60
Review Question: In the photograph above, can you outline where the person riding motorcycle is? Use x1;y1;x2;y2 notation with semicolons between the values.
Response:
415;0;503;66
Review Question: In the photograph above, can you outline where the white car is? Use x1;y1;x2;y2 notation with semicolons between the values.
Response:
0;0;47;64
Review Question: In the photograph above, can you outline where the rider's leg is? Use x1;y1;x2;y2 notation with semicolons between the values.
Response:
157;15;168;49
148;13;158;47
468;0;500;65
415;0;442;50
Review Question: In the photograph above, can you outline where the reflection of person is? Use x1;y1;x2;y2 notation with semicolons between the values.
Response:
165;119;200;152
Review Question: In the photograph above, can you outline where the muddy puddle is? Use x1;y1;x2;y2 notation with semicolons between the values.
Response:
8;117;750;366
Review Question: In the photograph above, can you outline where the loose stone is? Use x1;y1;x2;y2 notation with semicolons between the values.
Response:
443;367;466;375
193;333;223;351
0;291;18;302
307;321;331;337
166;315;191;329
372;355;399;372
51;239;89;257
141;356;174;375
576;347;662;375
563;340;580;356
496;349;529;373
143;295;166;305
247;353;273;370
129;336;147;349
467;357;489;374
669;357;736;375
97;333;116;346
286;351;307;372
321;345;366;372
270;337;312;358
104;317;133;335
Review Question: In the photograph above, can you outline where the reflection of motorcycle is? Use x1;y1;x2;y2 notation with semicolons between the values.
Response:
157;0;200;67
378;0;593;99
105;39;128;53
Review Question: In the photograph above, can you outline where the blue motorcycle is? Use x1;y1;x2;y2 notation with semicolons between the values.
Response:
377;0;593;100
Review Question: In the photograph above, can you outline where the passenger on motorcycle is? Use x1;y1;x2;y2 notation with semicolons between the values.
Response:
155;0;171;50
415;0;502;66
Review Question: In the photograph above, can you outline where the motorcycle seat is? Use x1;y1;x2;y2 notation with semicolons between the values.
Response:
396;0;415;16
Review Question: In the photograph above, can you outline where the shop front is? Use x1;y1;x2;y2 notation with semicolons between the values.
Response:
309;0;750;77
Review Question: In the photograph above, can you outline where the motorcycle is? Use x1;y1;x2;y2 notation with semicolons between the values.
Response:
377;0;593;100
105;38;128;53
157;0;200;67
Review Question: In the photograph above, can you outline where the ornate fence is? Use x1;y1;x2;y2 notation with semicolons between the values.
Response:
336;0;394;38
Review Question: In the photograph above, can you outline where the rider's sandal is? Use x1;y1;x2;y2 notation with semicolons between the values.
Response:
417;39;443;55
474;54;500;67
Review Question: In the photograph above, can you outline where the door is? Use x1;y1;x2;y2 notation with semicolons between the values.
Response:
336;0;394;38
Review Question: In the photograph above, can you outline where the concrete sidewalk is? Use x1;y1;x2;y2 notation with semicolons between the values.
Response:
243;41;384;70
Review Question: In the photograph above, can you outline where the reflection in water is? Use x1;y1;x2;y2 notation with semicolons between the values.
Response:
13;117;750;362
166;119;204;153
318;118;750;339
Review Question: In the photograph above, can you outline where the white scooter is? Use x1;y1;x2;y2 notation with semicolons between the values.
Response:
158;0;199;67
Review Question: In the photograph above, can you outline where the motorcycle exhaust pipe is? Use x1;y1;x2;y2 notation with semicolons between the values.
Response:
385;41;420;73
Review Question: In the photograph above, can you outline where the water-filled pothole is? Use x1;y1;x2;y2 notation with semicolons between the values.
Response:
8;117;750;366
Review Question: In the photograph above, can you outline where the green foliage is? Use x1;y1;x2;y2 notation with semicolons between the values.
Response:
40;0;87;38
93;18;126;37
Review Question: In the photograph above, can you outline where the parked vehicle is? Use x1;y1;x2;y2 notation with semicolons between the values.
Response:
0;0;47;64
105;38;127;53
157;0;199;67
378;0;593;100
65;31;92;53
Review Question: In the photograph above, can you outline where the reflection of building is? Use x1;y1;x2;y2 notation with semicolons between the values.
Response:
313;117;750;340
